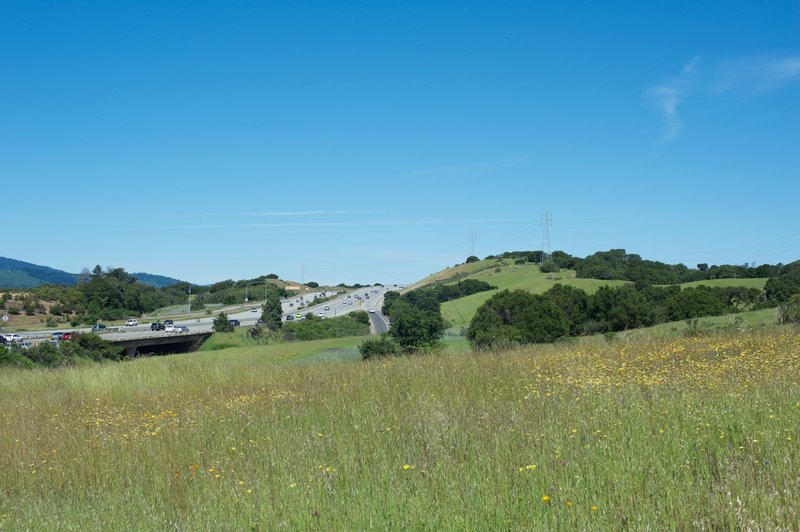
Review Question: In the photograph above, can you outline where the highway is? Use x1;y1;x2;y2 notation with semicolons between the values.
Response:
7;286;399;344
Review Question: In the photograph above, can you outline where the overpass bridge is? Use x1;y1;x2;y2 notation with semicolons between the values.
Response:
108;331;213;357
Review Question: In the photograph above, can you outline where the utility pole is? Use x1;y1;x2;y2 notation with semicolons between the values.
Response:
468;230;477;257
541;210;552;264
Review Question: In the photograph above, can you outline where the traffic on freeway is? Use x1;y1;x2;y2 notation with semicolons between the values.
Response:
3;286;401;345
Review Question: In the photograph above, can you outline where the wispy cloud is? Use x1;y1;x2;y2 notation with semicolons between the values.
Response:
647;57;699;144
176;217;528;230
648;54;800;144
157;209;382;219
713;55;800;94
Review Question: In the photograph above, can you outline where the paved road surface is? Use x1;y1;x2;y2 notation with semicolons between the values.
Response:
9;286;401;344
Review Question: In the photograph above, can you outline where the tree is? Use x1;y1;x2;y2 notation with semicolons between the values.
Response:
778;295;800;325
539;261;560;273
588;286;655;332
213;312;234;333
666;287;726;320
765;269;800;304
261;292;283;331
387;301;444;351
306;281;319;288
543;284;589;336
467;290;568;348
466;255;480;264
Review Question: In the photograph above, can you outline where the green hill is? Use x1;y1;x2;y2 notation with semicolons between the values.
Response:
414;259;629;331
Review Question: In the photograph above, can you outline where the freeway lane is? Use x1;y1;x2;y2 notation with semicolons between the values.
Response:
10;287;400;344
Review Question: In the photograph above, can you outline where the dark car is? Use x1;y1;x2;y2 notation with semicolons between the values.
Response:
91;324;106;332
164;319;174;326
151;322;166;331
285;315;294;321
52;332;65;341
229;319;241;327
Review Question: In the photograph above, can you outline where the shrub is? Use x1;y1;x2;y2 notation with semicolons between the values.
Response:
465;255;479;264
213;312;234;333
467;290;568;348
778;295;800;325
359;335;401;359
539;261;560;273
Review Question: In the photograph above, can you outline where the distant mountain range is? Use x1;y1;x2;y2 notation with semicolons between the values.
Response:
0;257;183;289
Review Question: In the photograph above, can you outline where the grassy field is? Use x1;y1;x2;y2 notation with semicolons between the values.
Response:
440;262;629;331
1;325;798;529
675;278;768;290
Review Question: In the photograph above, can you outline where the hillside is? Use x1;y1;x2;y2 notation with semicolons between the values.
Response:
0;257;77;287
435;261;629;330
0;257;185;289
130;272;183;288
407;256;773;333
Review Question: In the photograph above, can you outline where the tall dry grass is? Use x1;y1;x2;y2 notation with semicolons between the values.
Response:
1;328;798;529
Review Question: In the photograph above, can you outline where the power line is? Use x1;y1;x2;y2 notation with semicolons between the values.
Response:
541;210;552;264
468;230;477;257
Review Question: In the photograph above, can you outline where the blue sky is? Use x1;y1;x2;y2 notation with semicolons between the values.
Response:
2;1;799;285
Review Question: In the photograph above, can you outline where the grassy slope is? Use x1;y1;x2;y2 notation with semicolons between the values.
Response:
1;327;798;529
440;262;628;330
676;278;768;290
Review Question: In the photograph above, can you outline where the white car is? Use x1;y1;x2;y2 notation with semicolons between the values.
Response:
2;333;23;343
165;324;176;332
174;326;189;333
369;309;376;313
125;319;138;327
251;308;258;312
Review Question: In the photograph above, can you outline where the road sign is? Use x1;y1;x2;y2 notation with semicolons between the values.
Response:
1;315;8;322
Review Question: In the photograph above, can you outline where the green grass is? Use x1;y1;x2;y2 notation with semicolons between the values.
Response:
675;277;768;290
1;327;798;528
441;262;628;330
616;307;779;340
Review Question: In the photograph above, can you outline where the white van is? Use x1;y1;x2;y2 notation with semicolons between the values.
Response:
125;319;138;327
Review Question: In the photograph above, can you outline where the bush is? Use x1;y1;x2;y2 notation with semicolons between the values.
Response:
467;290;569;348
213;312;234;333
359;335;401;359
465;255;480;264
778;295;800;325
539;261;560;273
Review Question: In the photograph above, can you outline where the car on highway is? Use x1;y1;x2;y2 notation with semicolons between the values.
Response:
229;319;241;327
369;309;376;313
51;332;65;341
91;324;106;332
2;333;23;343
174;326;189;333
62;332;74;341
165;324;176;332
151;322;166;331
285;315;294;321
164;319;174;326
324;306;330;311
125;319;138;327
251;308;258;313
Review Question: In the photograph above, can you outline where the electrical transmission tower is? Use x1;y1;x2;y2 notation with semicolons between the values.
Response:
468;230;477;257
300;265;306;285
540;210;552;264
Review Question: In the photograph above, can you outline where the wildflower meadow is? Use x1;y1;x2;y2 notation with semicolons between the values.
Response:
0;328;798;529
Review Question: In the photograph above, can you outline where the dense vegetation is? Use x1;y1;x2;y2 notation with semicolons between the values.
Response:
282;312;370;341
485;249;787;286
0;333;124;368
466;282;771;348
